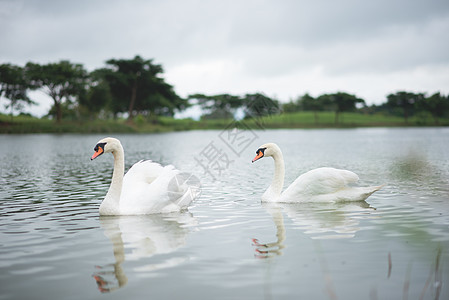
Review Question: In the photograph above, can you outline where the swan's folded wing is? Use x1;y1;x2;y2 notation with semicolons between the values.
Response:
120;164;180;214
120;161;199;214
165;173;201;209
123;160;164;185
282;167;360;199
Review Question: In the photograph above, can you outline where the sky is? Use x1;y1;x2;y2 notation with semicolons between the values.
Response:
1;0;449;117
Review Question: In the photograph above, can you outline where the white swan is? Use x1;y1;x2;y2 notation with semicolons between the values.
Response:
252;143;383;202
91;137;200;215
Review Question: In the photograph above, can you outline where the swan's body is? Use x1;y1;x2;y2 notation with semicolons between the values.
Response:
91;137;199;215
252;143;382;203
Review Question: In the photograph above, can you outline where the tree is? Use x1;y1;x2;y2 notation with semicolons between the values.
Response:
282;99;300;113
25;60;88;123
81;80;112;120
386;91;424;124
190;93;243;119
243;93;280;119
326;92;365;124
0;64;35;120
417;92;449;125
74;70;114;120
99;55;185;121
299;93;328;124
135;80;186;118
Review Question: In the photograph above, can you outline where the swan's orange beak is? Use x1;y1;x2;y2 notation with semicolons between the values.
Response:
91;147;104;160
252;150;264;163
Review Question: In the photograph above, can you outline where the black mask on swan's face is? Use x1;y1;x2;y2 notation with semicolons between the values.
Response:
90;137;122;161
91;142;107;160
252;143;280;163
252;147;266;163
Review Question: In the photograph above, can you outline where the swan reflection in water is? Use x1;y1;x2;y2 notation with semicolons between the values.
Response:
93;212;197;293
253;201;375;258
252;205;286;258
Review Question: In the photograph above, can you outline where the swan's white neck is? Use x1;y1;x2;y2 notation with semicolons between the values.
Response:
100;144;124;215
262;149;285;201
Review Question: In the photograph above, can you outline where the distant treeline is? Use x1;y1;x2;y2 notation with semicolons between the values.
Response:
1;55;448;124
281;91;449;125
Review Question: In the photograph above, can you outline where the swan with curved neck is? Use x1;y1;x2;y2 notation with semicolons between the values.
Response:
91;137;199;215
252;143;382;202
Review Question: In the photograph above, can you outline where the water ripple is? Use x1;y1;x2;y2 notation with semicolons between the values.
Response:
1;131;449;299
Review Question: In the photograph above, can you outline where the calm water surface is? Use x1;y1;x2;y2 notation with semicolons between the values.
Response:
1;128;448;299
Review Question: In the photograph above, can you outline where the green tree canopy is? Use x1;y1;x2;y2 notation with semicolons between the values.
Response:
318;92;364;123
386;91;424;123
97;55;185;121
298;94;316;111
243;93;280;118
189;92;279;120
25;60;88;123
282;94;321;114
77;70;113;120
0;63;35;119
282;100;300;113
299;93;330;123
416;92;449;125
189;93;243;119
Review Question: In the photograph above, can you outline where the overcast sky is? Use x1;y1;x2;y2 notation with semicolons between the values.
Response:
1;0;448;117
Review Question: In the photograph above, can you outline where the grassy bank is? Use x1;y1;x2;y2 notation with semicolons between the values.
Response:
247;111;422;128
1;112;447;134
0;115;136;134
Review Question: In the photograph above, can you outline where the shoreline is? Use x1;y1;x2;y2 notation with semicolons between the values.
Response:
1;112;448;134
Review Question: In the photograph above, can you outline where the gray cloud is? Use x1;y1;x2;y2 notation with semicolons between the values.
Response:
1;0;448;111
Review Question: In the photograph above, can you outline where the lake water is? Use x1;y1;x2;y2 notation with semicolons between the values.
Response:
1;128;448;299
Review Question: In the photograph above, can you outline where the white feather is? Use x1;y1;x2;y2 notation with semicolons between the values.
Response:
92;138;200;215
253;143;383;203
